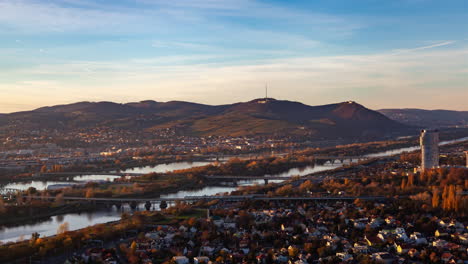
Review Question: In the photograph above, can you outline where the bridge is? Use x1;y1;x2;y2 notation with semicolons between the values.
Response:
37;172;145;177
203;175;357;184
29;194;388;204
36;172;353;186
313;155;364;161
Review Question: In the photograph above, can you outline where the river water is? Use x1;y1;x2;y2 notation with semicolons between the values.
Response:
365;136;468;158
0;161;211;191
1;137;467;243
0;161;341;243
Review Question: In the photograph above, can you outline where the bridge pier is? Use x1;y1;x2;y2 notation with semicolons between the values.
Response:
264;179;269;185
130;201;138;210
145;201;151;211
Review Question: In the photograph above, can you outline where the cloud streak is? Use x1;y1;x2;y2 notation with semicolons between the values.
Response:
392;41;455;54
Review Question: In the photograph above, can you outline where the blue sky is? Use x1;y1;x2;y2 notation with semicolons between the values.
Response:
0;0;467;112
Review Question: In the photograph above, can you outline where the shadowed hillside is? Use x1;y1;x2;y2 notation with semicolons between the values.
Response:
0;99;411;139
379;108;468;128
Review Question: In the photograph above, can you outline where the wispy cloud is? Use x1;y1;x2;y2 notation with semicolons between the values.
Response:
0;0;359;37
0;0;155;33
392;41;455;54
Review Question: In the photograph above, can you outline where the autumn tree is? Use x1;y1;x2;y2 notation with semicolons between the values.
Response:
55;193;64;206
400;179;407;190
57;222;69;234
0;197;6;214
299;180;313;193
40;165;48;173
85;188;94;198
431;188;440;208
130;241;137;253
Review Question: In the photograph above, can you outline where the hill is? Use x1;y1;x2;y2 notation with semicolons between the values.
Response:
378;108;468;128
0;99;411;139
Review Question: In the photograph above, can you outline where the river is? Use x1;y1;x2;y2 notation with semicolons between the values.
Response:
0;161;211;191
0;162;341;243
1;136;467;243
365;136;468;158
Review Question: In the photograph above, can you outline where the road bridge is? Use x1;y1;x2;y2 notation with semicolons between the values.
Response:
38;172;145;177
203;175;358;184
37;172;356;185
28;194;388;204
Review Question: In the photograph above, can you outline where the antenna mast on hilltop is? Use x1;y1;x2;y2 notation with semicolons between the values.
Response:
265;84;268;100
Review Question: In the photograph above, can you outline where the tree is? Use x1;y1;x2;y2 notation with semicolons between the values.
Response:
288;246;299;257
275;184;293;196
130;241;137;253
16;193;25;206
57;222;69;234
85;188;94;198
55;193;64;206
431;188;440;208
400;179;407;190
63;236;73;250
299;180;313;193
29;232;40;246
407;173;414;187
40;165;48;173
0;197;6;213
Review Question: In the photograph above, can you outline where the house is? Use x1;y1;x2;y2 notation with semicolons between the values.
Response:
436;230;449;238
336;252;353;262
352;243;369;254
441;252;454;263
457;233;468;245
410;232;428;245
372;252;396;264
200;246;215;256
407;248;419;258
432;239;449;249
365;235;383;246
194;256;210;264
395;242;411;255
172;256;189;264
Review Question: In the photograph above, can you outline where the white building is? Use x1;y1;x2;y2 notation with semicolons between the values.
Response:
420;129;439;170
465;151;468;168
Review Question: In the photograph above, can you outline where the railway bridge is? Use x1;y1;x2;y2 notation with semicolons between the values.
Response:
27;194;389;210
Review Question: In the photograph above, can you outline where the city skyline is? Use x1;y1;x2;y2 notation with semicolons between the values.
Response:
1;0;467;113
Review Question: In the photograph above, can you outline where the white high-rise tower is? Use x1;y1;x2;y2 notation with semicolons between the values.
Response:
420;129;439;170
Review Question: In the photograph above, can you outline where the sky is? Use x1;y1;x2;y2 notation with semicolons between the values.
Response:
0;0;467;113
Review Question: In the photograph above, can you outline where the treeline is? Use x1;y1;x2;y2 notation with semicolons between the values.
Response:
0;211;165;263
400;152;467;166
141;155;315;180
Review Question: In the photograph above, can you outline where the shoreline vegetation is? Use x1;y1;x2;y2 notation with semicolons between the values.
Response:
0;155;315;228
1;135;467;230
0;133;466;261
3;127;467;184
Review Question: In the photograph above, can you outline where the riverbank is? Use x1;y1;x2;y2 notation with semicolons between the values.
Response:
0;202;106;227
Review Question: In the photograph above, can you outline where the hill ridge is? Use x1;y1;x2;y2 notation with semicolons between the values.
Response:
0;98;411;138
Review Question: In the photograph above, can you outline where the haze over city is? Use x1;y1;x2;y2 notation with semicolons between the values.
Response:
1;0;467;113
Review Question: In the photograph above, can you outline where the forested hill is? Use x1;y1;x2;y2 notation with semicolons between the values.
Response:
0;99;411;138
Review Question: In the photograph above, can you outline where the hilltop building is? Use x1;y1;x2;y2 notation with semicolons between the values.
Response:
420;129;439;170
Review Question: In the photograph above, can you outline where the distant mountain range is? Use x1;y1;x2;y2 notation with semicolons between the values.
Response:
378;109;468;128
0;99;412;139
